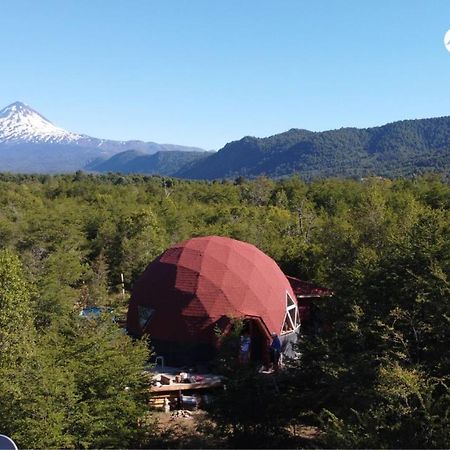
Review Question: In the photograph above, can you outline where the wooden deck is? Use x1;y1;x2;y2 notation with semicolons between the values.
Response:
150;378;223;393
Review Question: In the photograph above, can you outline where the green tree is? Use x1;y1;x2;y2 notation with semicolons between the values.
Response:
35;247;87;328
321;365;450;449
0;249;38;444
0;248;35;362
62;315;152;448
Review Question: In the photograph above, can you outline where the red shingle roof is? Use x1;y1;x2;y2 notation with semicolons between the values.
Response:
286;275;333;298
127;236;296;344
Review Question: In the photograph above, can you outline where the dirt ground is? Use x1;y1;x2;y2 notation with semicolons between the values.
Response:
147;409;320;449
148;410;224;449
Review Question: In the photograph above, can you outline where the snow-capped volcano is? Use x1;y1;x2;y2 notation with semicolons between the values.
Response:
0;101;83;144
0;101;206;173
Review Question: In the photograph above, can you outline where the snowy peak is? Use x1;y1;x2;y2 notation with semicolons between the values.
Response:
0;101;82;144
0;101;41;115
0;101;208;173
0;101;37;118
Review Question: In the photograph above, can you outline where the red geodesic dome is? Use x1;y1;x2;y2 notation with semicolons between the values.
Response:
127;236;296;348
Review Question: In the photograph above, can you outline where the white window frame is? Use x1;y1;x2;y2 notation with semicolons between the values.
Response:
281;291;300;335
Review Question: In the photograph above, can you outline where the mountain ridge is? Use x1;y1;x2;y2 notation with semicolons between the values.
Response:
2;101;450;178
85;149;210;175
176;116;450;180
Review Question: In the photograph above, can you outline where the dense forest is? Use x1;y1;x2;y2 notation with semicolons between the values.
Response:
0;171;449;448
177;116;450;180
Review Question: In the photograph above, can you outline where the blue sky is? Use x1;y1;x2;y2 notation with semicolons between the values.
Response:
1;0;450;149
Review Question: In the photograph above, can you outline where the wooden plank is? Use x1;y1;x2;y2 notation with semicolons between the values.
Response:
150;380;223;392
149;393;175;408
150;399;166;406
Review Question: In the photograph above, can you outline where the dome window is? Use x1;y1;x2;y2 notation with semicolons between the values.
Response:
282;292;299;334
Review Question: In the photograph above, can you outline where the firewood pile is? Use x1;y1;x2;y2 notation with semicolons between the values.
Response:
171;409;193;419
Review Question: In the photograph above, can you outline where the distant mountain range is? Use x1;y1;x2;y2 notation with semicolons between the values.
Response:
85;149;211;176
0;102;205;172
2;101;450;179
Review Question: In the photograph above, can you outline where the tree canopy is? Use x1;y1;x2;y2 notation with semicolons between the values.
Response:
0;172;448;448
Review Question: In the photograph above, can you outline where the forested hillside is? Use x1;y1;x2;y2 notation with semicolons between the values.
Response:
85;149;210;175
0;172;449;448
178;116;450;180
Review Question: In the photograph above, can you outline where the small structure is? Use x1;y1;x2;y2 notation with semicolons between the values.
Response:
127;236;302;366
286;276;333;330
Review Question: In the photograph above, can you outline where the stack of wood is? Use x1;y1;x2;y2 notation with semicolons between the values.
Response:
171;410;193;420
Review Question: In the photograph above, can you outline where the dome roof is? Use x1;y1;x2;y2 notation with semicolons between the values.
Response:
127;236;297;345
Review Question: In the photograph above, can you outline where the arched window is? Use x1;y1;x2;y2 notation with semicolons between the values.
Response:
281;292;300;334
